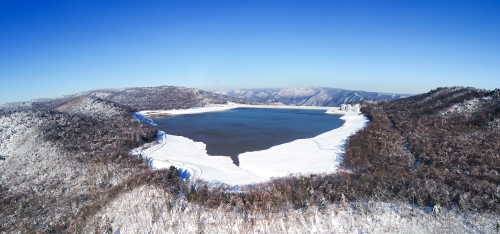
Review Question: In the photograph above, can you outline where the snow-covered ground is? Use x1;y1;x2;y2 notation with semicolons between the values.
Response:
139;103;239;116
131;131;268;185
239;114;367;179
133;104;368;185
138;102;334;117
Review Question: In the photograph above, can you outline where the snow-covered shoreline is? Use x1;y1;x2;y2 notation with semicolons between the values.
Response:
132;104;368;185
138;102;336;117
139;104;237;117
238;114;367;179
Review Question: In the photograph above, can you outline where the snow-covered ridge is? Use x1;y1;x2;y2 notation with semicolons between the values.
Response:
0;85;257;115
133;104;368;185
54;96;130;118
441;97;485;117
214;87;411;107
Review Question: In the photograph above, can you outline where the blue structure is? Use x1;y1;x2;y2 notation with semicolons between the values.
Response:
178;168;191;180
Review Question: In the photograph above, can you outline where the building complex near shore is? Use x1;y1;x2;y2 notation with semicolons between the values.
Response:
326;103;361;114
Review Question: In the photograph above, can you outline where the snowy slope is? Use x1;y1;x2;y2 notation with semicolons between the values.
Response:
54;96;132;118
0;107;158;232
0;111;88;230
214;87;411;107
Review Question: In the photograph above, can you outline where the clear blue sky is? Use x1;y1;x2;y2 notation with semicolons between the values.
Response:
1;0;499;104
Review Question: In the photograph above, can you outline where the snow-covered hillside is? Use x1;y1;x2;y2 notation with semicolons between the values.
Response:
214;87;410;107
0;108;157;232
0;111;89;231
54;96;132;118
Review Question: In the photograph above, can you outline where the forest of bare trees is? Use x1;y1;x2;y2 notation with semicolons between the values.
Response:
0;100;157;232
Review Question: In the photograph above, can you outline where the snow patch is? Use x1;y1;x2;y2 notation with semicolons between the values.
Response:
139;103;239;116
238;114;368;179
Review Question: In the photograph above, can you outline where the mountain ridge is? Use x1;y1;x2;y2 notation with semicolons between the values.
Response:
0;86;258;114
214;86;412;107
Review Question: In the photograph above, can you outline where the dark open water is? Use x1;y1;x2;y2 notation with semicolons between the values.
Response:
153;108;344;165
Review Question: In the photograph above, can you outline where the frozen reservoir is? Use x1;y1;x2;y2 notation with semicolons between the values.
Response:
152;108;345;165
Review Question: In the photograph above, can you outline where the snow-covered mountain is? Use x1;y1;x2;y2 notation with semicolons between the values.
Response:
214;87;411;106
0;86;257;114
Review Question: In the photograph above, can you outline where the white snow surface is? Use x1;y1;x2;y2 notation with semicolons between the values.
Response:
139;103;239;116
138;103;334;117
137;132;268;185
134;105;368;185
239;114;367;179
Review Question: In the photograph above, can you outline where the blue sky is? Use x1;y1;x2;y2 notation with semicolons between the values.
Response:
0;0;499;104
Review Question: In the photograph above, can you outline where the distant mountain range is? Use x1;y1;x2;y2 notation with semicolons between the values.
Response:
214;87;412;107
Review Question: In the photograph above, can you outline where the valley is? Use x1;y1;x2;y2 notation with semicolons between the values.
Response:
0;86;499;233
